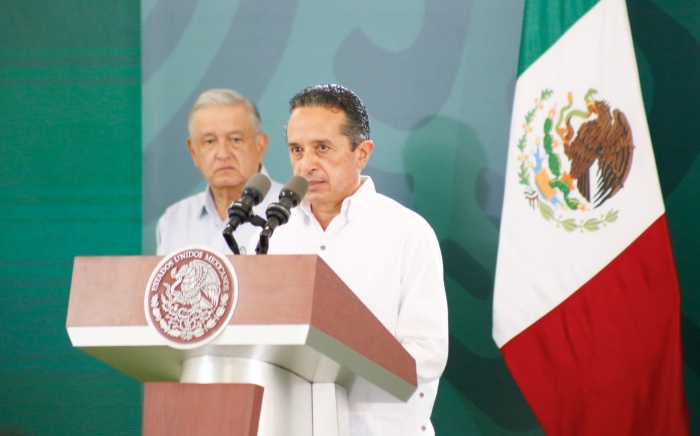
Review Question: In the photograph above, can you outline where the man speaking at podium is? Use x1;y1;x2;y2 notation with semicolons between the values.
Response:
255;84;449;435
156;88;282;255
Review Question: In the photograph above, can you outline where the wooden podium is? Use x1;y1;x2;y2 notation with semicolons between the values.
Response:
66;254;417;435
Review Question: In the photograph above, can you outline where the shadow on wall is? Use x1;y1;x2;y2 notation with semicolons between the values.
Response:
402;115;540;431
629;0;700;387
334;0;473;131
628;0;700;198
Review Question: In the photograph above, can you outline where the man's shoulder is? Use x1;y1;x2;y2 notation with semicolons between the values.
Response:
270;178;284;190
372;192;431;227
159;190;207;222
372;193;442;249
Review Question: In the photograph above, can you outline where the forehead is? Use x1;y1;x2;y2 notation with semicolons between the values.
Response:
287;106;346;137
192;104;253;133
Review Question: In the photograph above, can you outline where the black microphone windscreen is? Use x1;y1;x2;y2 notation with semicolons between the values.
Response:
282;175;309;200
244;173;272;204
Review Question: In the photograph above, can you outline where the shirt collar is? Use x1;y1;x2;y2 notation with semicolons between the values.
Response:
201;186;219;222
298;175;376;223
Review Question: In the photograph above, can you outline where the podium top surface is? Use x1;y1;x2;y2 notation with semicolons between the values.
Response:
67;254;417;400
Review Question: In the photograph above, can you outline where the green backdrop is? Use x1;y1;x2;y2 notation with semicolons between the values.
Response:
0;1;698;435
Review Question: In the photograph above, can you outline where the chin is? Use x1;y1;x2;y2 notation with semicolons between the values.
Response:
211;178;245;189
303;192;319;203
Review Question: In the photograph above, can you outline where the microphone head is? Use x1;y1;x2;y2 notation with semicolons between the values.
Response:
281;175;309;206
242;173;272;205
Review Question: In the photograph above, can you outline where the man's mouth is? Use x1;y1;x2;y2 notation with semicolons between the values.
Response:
215;166;236;172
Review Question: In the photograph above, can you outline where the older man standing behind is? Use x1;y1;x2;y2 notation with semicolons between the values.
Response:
257;84;449;435
157;88;282;255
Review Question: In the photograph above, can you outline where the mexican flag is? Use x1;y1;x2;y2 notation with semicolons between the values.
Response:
492;0;689;434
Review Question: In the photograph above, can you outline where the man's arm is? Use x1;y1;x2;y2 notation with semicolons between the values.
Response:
396;225;449;384
155;214;168;255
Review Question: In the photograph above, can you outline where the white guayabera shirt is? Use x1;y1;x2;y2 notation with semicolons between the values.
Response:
256;176;449;436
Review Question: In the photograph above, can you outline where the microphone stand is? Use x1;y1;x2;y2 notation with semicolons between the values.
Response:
256;226;272;255
222;214;267;254
253;175;309;255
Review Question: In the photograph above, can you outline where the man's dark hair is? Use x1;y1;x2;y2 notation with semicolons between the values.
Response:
288;84;370;150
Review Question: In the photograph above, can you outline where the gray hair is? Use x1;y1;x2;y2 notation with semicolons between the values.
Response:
187;88;263;136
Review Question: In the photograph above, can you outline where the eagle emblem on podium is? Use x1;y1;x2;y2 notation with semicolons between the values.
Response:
145;247;238;349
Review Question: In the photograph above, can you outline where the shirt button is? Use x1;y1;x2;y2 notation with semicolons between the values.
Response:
419;392;424;398
421;425;426;431
320;245;326;250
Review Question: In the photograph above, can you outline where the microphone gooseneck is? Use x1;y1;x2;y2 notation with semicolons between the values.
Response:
222;173;272;254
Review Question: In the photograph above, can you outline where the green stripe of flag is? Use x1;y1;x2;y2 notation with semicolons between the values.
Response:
517;0;600;76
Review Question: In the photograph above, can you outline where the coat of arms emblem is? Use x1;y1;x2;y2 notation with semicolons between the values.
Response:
145;247;238;349
516;88;634;232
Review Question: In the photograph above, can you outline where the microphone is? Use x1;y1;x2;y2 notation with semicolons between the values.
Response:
265;175;309;233
222;173;271;254
256;175;309;254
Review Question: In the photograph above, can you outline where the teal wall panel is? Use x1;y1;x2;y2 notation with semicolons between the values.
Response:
0;1;142;435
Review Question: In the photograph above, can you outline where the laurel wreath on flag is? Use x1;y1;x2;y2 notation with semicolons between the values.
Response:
517;89;618;233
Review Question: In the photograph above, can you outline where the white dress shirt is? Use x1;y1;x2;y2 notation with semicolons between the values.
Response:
156;170;283;255
255;176;449;436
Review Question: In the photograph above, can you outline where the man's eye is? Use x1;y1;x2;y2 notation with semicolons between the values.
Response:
319;144;329;150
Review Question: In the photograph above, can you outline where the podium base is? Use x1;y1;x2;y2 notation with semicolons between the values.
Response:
181;356;312;435
178;355;349;436
143;382;263;436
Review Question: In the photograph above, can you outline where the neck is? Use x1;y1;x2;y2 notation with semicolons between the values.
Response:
210;185;243;220
312;177;363;230
311;203;342;231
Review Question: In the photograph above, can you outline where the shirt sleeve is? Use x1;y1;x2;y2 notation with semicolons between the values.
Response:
155;213;168;255
395;224;449;384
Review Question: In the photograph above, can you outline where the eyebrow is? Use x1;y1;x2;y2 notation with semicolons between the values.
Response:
288;138;333;146
201;129;245;136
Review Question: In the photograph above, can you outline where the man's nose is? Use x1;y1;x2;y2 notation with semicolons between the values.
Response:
297;151;318;174
215;141;232;159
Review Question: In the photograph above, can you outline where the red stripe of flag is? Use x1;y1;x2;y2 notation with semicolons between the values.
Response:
501;215;689;435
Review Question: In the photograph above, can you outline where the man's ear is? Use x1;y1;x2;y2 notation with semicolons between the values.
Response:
186;137;197;163
356;140;374;170
256;133;270;162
